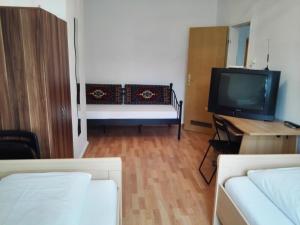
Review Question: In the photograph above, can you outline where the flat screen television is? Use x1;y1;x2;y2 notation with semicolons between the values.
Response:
208;68;281;121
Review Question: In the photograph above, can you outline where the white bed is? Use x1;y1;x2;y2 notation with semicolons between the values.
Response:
79;104;178;119
225;176;294;225
0;158;122;225
0;175;118;225
80;180;118;225
214;155;300;225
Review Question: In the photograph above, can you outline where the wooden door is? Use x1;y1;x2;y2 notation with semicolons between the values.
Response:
184;27;228;134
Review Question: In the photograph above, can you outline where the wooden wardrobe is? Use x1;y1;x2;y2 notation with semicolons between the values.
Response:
0;7;73;158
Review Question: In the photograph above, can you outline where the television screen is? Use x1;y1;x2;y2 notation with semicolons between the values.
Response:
208;68;281;121
217;73;267;111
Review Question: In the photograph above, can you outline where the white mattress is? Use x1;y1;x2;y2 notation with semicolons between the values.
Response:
0;172;91;225
225;177;294;225
248;167;300;225
79;104;178;119
79;180;118;225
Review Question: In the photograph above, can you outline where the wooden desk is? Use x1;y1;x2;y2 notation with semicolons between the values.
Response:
220;115;300;154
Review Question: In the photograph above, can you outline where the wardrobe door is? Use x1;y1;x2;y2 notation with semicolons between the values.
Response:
0;7;73;158
39;10;73;158
0;8;51;158
57;19;73;158
0;8;28;130
19;8;51;158
0;16;11;129
38;9;60;158
39;9;73;158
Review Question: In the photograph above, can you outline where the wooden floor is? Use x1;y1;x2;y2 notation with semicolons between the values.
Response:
84;126;216;225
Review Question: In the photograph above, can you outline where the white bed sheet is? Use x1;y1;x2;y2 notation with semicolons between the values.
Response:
0;172;91;225
79;104;177;119
79;180;118;225
225;176;294;225
248;167;300;225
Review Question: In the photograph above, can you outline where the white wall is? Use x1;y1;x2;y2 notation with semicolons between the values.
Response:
218;0;300;125
83;0;218;103
227;27;239;67
236;25;250;66
0;0;88;158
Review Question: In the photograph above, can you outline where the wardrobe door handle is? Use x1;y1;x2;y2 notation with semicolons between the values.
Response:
61;106;65;117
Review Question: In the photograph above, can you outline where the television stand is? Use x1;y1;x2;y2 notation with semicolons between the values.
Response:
220;115;300;154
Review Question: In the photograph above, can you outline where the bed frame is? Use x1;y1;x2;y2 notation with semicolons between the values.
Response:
213;154;300;225
0;158;122;225
87;83;183;140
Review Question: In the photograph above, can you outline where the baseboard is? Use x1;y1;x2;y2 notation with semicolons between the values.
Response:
297;136;300;154
74;140;89;158
79;141;89;158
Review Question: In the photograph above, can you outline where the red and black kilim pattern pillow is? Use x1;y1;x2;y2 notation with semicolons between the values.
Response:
125;84;171;105
86;84;122;104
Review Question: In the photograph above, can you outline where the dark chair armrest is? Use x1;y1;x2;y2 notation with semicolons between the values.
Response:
0;130;40;159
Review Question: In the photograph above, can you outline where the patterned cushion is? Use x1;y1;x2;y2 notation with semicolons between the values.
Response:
125;84;171;105
86;84;122;104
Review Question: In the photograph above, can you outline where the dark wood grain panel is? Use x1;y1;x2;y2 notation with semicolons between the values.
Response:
0;16;13;129
39;9;63;158
0;8;51;158
39;9;73;158
0;7;73;158
57;19;73;158
19;8;51;158
0;8;24;129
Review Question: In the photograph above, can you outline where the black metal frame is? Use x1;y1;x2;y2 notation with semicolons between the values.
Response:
199;133;219;184
87;83;183;140
199;114;240;184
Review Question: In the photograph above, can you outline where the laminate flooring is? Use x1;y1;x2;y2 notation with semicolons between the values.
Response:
84;126;215;225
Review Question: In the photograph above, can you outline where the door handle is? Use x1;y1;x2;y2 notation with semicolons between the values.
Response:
187;73;191;86
61;106;65;117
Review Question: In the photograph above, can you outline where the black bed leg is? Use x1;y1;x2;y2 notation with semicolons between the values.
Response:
103;125;106;134
177;100;183;140
177;123;181;140
138;125;142;134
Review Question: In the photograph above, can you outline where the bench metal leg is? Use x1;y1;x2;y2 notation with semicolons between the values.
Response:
177;123;181;140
